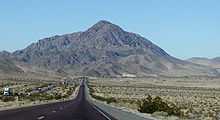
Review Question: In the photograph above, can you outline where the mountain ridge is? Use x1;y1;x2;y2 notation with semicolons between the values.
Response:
187;57;220;71
1;20;219;77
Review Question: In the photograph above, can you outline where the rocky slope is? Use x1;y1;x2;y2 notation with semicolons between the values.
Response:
0;52;65;81
0;51;23;73
6;20;218;77
188;57;220;72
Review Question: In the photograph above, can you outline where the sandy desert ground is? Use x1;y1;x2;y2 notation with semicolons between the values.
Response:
88;77;220;120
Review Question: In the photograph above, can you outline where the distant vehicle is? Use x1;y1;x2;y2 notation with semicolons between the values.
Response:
3;87;13;96
60;80;71;86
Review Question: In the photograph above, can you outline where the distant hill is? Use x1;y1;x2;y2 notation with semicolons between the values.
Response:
187;57;220;72
0;52;23;73
5;20;218;77
0;51;65;81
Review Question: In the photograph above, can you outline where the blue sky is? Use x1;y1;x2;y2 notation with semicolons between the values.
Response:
0;0;219;59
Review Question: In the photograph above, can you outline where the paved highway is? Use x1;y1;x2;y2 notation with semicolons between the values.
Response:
0;80;117;120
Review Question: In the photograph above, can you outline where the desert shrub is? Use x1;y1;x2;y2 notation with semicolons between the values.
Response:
62;94;68;99
91;94;106;101
138;95;181;116
89;87;95;93
106;97;117;104
166;103;182;116
27;93;41;101
66;87;75;96
138;95;155;113
25;93;53;101
54;94;62;100
17;93;26;101
25;88;33;92
43;94;54;100
1;96;16;102
91;94;117;104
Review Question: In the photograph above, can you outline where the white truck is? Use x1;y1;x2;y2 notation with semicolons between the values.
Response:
3;87;13;96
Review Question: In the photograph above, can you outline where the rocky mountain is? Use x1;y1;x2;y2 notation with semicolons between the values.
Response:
10;20;218;77
0;51;23;73
0;51;65;81
188;57;220;72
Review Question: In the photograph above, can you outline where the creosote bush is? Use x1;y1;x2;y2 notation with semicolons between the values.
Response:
0;96;16;102
138;95;181;116
91;94;117;104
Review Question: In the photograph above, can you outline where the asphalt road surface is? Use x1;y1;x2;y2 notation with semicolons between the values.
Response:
0;81;117;120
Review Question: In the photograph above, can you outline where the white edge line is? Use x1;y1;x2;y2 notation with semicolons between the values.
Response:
37;115;45;120
92;104;112;120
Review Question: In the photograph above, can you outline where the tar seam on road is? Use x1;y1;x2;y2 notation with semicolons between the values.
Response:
92;104;112;120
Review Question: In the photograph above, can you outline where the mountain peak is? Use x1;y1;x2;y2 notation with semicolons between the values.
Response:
96;20;113;25
88;20;123;33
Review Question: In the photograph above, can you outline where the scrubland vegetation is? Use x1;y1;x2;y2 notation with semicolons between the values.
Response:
88;77;220;120
0;80;78;110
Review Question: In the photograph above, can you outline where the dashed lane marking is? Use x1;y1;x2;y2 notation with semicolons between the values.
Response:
37;115;45;120
52;110;57;113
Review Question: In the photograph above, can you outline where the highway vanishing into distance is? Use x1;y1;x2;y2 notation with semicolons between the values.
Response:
0;80;117;120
